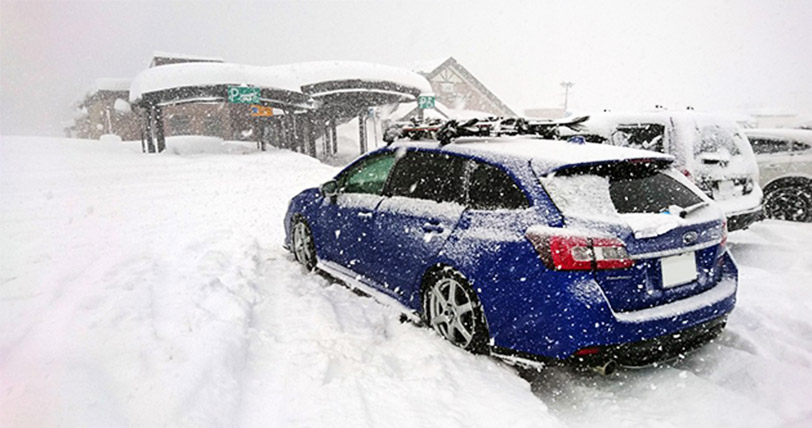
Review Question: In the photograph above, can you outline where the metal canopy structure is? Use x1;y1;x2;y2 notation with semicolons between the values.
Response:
130;62;431;156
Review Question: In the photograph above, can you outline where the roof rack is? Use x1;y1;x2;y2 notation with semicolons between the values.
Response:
383;115;591;146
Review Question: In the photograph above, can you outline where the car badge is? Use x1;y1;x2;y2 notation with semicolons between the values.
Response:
682;231;698;245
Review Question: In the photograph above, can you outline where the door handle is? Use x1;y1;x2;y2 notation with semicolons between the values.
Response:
357;211;373;219
422;222;444;233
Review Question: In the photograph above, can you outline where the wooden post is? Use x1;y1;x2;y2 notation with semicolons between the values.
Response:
145;103;155;153
358;115;367;154
154;105;166;153
306;115;317;157
330;120;338;154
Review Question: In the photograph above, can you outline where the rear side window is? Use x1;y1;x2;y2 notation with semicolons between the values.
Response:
385;151;466;204
540;162;703;216
791;141;811;152
468;161;529;210
748;137;788;154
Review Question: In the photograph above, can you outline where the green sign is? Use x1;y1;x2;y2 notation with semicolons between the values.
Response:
228;86;261;104
418;94;435;109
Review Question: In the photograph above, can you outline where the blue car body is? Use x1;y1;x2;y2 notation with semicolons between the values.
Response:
284;138;737;365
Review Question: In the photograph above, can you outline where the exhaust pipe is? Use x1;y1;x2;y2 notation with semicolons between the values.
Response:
592;360;618;376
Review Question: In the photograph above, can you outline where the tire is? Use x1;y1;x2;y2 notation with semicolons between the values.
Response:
291;217;317;270
423;268;490;354
764;181;812;223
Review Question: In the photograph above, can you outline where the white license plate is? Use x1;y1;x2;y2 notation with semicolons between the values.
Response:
714;180;735;200
661;251;697;288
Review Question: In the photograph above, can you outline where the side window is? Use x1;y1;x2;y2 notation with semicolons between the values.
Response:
749;137;788;154
338;152;396;195
385;151;466;204
468;161;529;210
791;141;811;152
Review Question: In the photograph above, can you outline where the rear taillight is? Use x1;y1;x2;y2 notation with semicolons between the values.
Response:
526;231;634;271
720;219;728;249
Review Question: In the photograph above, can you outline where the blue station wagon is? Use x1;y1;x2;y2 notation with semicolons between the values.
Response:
284;137;737;373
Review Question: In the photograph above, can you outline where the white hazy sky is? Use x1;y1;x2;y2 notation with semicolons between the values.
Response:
2;0;811;135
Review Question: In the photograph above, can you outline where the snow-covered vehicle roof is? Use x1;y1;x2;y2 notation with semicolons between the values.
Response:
391;137;674;175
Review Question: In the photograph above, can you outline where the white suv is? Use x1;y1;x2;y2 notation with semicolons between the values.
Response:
560;112;763;230
745;128;812;222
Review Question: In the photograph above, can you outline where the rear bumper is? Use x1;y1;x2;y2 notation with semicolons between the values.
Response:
570;315;727;367
485;251;738;364
726;205;764;231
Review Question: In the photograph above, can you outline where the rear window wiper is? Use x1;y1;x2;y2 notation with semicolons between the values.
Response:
662;201;709;218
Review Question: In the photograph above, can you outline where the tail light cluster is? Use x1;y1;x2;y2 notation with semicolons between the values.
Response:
720;219;728;249
526;231;634;271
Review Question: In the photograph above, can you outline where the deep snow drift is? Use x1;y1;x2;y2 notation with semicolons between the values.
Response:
1;136;811;428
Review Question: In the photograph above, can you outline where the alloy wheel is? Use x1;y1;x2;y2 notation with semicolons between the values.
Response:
292;220;316;269
427;276;478;348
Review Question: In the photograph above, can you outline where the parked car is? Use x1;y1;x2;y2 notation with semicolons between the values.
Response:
745;128;812;222
558;112;763;231
284;137;737;373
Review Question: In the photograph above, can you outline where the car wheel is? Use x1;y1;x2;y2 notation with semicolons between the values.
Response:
423;268;490;354
764;183;812;222
292;218;317;270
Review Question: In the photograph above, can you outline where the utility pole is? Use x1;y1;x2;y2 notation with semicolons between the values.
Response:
560;81;574;113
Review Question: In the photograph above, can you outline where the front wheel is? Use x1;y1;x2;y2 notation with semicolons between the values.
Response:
292;218;317;270
423;269;490;354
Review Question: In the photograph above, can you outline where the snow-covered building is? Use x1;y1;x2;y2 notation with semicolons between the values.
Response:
407;57;516;119
128;60;431;155
69;78;140;140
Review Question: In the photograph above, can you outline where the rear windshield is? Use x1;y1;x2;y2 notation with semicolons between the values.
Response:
538;161;703;217
694;122;744;157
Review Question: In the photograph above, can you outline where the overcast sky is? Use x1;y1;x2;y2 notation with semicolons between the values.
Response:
2;0;811;136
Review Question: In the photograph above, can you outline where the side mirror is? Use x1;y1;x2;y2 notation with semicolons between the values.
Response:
320;180;338;198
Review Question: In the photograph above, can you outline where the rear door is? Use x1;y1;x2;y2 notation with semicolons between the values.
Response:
370;150;467;296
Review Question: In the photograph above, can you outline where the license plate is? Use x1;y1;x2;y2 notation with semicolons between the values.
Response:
661;252;697;288
714;180;735;200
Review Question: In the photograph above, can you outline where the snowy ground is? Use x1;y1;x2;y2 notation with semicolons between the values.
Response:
1;136;811;428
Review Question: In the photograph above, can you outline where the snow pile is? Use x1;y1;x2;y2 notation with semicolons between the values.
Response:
1;136;811;427
0;136;560;428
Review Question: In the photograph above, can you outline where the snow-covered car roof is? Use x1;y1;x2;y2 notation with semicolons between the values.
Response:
391;137;674;175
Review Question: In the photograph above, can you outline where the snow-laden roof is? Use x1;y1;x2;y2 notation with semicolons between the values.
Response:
130;63;303;102
286;61;432;93
151;50;224;63
85;78;131;96
406;57;448;74
130;61;432;103
394;137;674;174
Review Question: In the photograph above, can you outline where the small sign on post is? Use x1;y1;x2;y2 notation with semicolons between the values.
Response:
228;86;261;104
250;105;274;117
418;94;436;109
